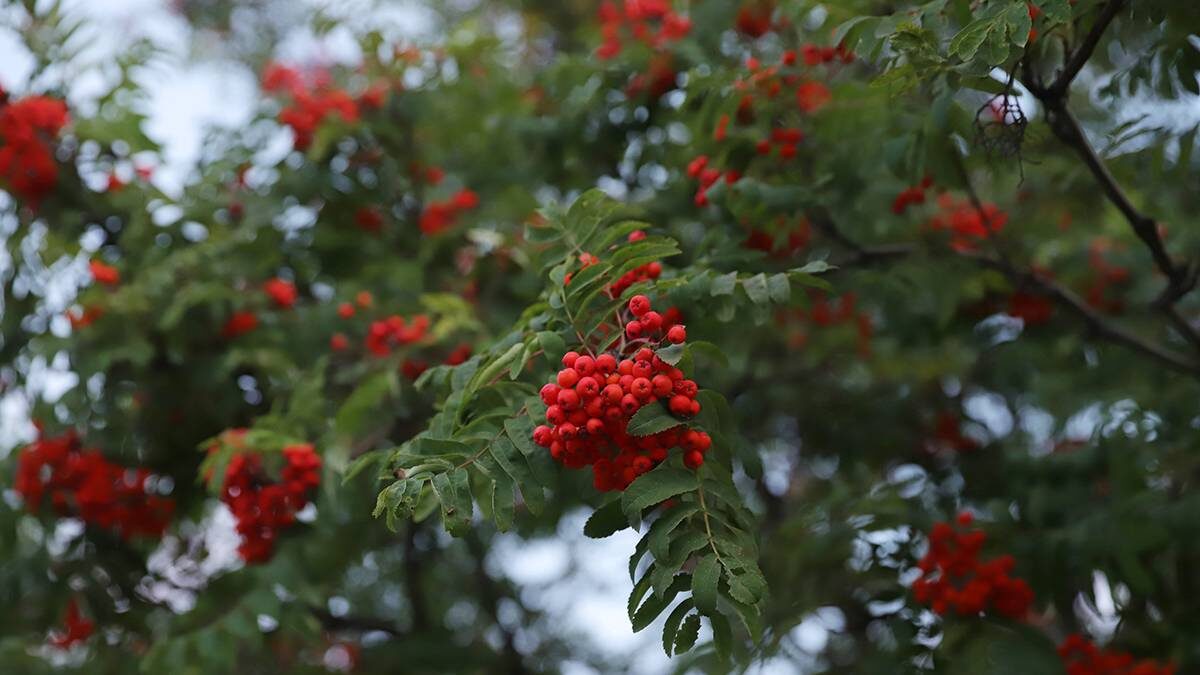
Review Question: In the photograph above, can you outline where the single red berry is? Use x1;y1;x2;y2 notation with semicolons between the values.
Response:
562;351;580;368
557;368;580;388
337;302;355;319
683;450;704;469
602;383;624;404
558;422;578;439
625;321;643;338
651;374;674;397
957;511;974;527
586;418;605;436
667;325;687;343
574;355;596;375
540;383;561;405
641;311;662;332
533;425;553;447
330;333;349;351
669;395;693;416
620;394;640;415
628;295;651;317
576;376;600;397
595;353;617;373
546;405;565;424
631;377;652;399
557;388;581;410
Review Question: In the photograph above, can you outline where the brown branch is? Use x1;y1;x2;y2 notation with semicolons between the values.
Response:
810;214;1200;378
1019;0;1200;350
1045;0;1128;99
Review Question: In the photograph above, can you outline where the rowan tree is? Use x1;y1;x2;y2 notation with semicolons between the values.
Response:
1;0;1198;673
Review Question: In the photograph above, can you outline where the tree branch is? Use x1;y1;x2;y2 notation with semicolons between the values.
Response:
810;214;1200;378
1045;0;1127;99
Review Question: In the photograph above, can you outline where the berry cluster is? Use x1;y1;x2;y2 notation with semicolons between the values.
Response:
565;230;665;297
780;291;873;358
744;217;811;258
596;0;691;60
365;314;430;356
89;259;120;286
891;175;934;214
797;43;855;66
14;431;175;540
0;94;69;205
533;295;711;491
755;127;804;160
261;62;361;150
419;188;479;235
218;440;322;564
1058;634;1175;675
734;1;776;38
911;512;1033;619
925;193;1008;253
686;155;738;207
49;598;93;650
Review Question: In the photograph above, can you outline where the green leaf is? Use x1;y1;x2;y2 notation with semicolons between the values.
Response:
710;272;738;296
621;464;698;520
491;435;546;516
536;330;567;360
584;498;629;538
949;620;1064;675
742;273;770;305
627;402;684;436
673;613;701;654
661;599;695;656
647;502;700;559
691;555;720;613
631;575;689;632
710;612;733;662
765;274;791;305
949;17;996;61
430;468;473;536
655;343;686;366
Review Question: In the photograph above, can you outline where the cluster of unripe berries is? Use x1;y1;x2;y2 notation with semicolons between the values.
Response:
533;295;711;491
218;439;322;564
14;431;175;541
910;512;1033;619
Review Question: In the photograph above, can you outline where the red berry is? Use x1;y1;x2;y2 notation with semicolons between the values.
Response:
631;377;652;399
595;353;617;373
628;295;651;317
558;423;578;439
557;368;580;388
573;355;596;375
533;425;553;447
602;383;624;404
669;395;693;416
576;376;600;397
557;388;581;410
651;374;674;397
562;351;580;368
667;325;687;343
586;418;605;436
641;311;662;332
683;450;704;469
957;511;974;526
540;383;561;405
625;321;643;338
546;405;565;424
620;394;641;415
